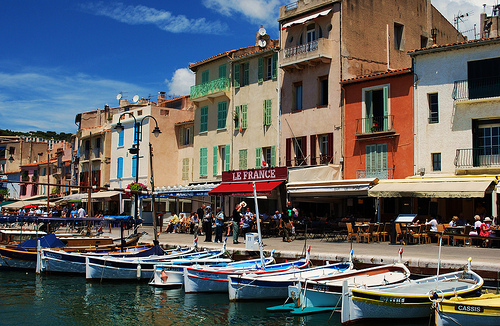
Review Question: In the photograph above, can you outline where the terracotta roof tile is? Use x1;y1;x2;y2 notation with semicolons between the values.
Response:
341;67;412;84
409;36;500;55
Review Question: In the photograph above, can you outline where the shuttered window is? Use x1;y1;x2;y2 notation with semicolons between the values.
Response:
118;130;124;147
200;147;207;177
200;106;208;133
234;64;240;89
213;146;218;176
264;99;272;126
258;57;263;83
239;149;247;170
366;143;388;178
131;155;137;178
202;70;209;83
217;101;227;129
182;158;189;180
241;104;248;129
219;64;226;78
116;157;123;179
256;147;262;169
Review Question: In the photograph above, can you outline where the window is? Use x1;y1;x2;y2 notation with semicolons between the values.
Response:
241;104;248;130
306;24;316;43
84;140;90;160
319;76;328;106
200;147;208;177
131;155;138;178
235;106;240;129
366;143;388;178
234;62;249;88
266;57;273;80
264;99;272;126
365;86;389;132
118;129;124;147
200;106;208;133
182;158;189;180
217;101;227;129
293;136;307;166
476;122;500;166
432;153;441;171
257;146;276;168
467;57;500;99
318;133;333;164
239;149;247;170
218;64;226;78
213;145;230;175
294;82;303;111
0;147;5;159
116;157;123;179
259;53;278;82
9;147;14;155
428;93;439;123
0;163;5;174
420;36;428;48
95;137;101;158
201;70;209;83
394;23;404;50
180;126;193;145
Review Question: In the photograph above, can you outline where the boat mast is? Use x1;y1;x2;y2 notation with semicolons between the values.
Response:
252;181;265;270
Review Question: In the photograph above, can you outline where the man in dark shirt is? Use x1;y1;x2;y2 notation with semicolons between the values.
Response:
197;204;205;236
231;203;243;244
281;201;293;242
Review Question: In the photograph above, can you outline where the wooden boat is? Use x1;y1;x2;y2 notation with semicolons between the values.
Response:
184;249;310;294
0;229;47;245
85;247;227;280
228;261;352;301
434;293;500;326
341;267;483;324
267;263;410;315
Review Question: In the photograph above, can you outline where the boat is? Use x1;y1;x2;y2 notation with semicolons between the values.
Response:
183;248;310;294
228;261;352;301
340;262;483;324
434;293;500;326
267;263;411;315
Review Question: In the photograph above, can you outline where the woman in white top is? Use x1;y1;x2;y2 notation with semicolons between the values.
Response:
469;215;482;235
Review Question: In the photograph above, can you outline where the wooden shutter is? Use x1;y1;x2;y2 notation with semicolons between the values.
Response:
286;138;292;166
365;90;372;133
264;99;272;126
219;64;226;78
301;136;307;164
218;101;227;129
200;147;207;177
225;144;230;171
327;133;333;162
234;105;240;129
202;70;209;83
242;104;248;129
272;52;278;79
180;127;185;146
131;155;137;178
213;146;218;175
234;64;240;89
118;130;124;147
258;57;263;83
310;134;317;165
271;146;276;167
200;106;208;133
256;147;262;168
182;158;189;180
117;157;123;179
239;149;247;170
366;144;376;174
189;126;194;144
243;62;249;86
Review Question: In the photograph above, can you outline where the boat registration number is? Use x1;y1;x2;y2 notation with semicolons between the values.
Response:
380;296;405;303
455;305;483;313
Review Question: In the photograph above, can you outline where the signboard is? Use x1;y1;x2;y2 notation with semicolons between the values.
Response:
222;167;288;183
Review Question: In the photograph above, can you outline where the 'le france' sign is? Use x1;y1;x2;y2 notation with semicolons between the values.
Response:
222;167;288;183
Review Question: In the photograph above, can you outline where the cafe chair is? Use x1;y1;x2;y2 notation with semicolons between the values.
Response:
378;222;390;242
346;222;360;242
370;223;382;242
395;223;405;243
436;224;451;245
409;225;424;244
359;223;374;243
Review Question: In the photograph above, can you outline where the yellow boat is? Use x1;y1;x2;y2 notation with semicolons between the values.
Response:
435;293;500;326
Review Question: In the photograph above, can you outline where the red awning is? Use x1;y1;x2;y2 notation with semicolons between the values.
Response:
208;181;284;196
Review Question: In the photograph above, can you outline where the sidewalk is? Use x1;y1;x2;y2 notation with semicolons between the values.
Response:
124;226;500;279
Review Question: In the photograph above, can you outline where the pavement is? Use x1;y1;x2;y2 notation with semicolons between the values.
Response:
113;226;500;280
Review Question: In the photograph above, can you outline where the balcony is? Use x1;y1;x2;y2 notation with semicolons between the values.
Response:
356;168;394;180
355;115;395;137
190;77;230;103
455;147;500;169
280;38;332;71
452;76;500;101
311;154;332;165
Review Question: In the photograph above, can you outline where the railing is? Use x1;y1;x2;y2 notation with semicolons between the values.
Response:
455;147;500;168
356;168;394;179
311;154;332;165
452;76;500;100
284;40;318;58
355;115;394;134
190;77;230;99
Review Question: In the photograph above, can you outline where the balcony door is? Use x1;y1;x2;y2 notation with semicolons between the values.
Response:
366;143;388;179
364;86;389;133
474;121;500;167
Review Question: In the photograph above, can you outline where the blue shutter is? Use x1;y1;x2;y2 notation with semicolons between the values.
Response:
117;157;123;179
118;130;124;147
131;155;137;178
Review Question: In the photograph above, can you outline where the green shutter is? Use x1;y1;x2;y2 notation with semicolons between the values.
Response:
180;127;185;145
225;144;230;171
213;146;218;176
239;149;247;170
234;64;240;89
217;101;227;129
365;91;373;133
258;57;263;83
200;148;207;177
243;62;249;86
189;126;194;144
200;106;208;133
271;146;276;167
256;147;262;168
272;52;278;79
383;86;389;130
202;70;209;83
264;99;272;126
219;64;226;78
234;105;240;129
242;104;248;129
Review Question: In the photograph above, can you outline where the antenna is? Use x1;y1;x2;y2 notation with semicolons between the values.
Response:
258;39;267;48
116;92;123;100
258;26;267;36
132;95;139;103
454;10;473;32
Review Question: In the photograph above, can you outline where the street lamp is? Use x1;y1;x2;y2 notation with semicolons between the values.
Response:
114;112;161;230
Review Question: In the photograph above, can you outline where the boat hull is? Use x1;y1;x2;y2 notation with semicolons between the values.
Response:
435;294;500;326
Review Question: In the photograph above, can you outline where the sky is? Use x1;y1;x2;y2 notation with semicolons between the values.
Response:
0;0;494;134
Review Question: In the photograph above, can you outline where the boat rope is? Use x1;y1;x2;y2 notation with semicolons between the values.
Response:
327;293;342;323
99;255;109;283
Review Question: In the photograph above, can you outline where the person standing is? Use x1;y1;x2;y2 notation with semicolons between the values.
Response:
78;206;86;218
191;212;200;238
281;204;293;242
204;206;213;242
231;203;243;244
197;204;205;236
241;207;254;241
214;207;224;243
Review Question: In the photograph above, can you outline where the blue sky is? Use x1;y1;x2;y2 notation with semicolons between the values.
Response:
0;0;489;133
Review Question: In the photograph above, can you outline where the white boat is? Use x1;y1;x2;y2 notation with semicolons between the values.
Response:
184;248;310;294
341;265;483;324
434;293;500;326
267;263;411;315
228;261;353;301
85;247;227;280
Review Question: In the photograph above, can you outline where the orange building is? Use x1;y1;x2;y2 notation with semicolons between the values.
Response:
342;68;414;181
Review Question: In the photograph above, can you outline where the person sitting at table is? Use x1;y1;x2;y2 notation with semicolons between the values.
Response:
449;216;458;227
425;216;439;232
469;215;482;235
457;213;468;226
480;217;494;237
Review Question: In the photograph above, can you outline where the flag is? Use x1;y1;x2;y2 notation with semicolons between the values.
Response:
239;119;243;132
261;152;267;167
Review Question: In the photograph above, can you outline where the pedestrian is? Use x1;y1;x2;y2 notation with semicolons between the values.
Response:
70;205;78;218
281;202;293;242
214;207;224;243
231;203;243;244
197;204;205;236
241;207;254;241
78;205;86;218
204;206;213;242
191;212;199;238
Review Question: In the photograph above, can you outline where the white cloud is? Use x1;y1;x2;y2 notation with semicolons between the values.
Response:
202;0;287;27
81;2;229;34
432;0;491;39
0;68;148;133
165;68;195;97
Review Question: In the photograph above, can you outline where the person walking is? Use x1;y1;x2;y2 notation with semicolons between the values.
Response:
281;203;293;242
204;206;213;242
231;203;243;244
191;212;200;238
197;204;205;236
214;207;224;243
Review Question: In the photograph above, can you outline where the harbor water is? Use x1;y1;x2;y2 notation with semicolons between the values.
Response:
0;270;429;326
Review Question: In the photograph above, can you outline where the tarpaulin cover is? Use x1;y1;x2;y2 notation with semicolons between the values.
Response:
16;233;66;249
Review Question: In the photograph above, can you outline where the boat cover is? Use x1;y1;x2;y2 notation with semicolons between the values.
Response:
16;233;66;249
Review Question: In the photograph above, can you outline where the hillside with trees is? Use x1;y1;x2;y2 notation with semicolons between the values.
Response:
0;129;72;141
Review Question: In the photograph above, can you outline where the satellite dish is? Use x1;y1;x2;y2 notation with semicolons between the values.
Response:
258;39;267;48
258;27;267;36
116;93;122;100
132;95;139;102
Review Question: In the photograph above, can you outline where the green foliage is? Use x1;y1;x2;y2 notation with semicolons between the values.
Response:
0;188;9;197
0;129;72;141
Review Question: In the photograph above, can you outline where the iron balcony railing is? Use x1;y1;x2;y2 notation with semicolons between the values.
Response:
284;40;319;58
356;168;394;179
355;115;394;134
452;76;500;100
190;77;230;99
455;147;500;168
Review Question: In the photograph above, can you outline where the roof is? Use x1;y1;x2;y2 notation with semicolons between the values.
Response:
409;36;500;56
341;68;413;85
20;159;57;168
175;120;195;126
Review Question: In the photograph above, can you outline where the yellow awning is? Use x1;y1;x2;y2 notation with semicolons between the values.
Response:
368;178;497;198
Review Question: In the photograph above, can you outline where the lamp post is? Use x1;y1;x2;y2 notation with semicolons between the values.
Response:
114;113;161;230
